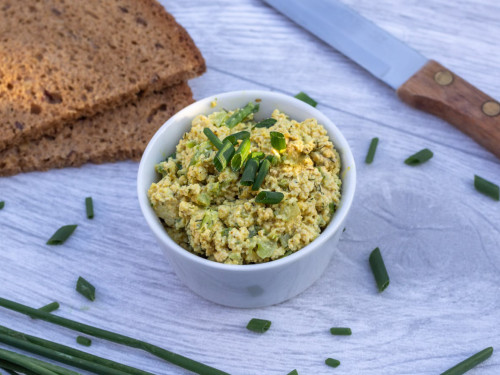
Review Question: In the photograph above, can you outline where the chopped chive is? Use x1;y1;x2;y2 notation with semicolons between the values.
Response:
325;358;340;368
252;159;271;191
369;247;390;292
365;137;379;164
270;131;286;151
0;298;230;375
214;140;235;172
246;318;271;333
76;277;95;302
203;128;223;150
250;151;265;160
240;159;259;186
225;102;259;128
231;139;251;171
223;131;250;145
330;327;352;336
294;92;317;107
0;325;154;375
255;191;284;205
76;336;91;347
404;148;433;166
186;140;197;149
441;347;493;375
46;225;77;245
39;302;59;314
254;118;277;129
85;197;94;219
287;371;298;375
166;152;176;161
474;175;499;201
265;155;278;166
0;201;4;210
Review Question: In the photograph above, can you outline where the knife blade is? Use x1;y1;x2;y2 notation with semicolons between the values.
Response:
264;0;500;159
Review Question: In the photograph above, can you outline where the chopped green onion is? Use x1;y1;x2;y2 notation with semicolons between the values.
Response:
365;137;379;164
330;327;352;336
76;277;95;302
474;175;499;201
39;302;59;314
270;131;286;151
85;197;94;219
404;148;433;166
76;336;91;347
0;298;230;375
214;140;235;172
287;371;298;375
254;118;277;128
369;247;390;292
231;139;251;171
294;92;317;107
325;358;340;368
166;152;176;161
46;225;77;245
250;151;265;160
246;318;271;333
255;191;284;204
186;140;197;148
329;202;336;215
265;155;278;166
0;201;4;210
240;159;259;186
223;131;250;145
225;102;259;128
440;347;493;375
203;128;223;150
252;159;271;191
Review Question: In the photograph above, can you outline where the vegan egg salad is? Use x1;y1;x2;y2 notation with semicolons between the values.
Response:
148;102;342;264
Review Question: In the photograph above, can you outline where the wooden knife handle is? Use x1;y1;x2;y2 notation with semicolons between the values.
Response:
397;60;500;159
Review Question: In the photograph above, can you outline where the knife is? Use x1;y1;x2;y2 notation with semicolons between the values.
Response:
263;0;500;159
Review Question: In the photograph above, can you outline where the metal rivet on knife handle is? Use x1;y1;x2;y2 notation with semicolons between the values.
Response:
434;70;453;86
482;101;500;117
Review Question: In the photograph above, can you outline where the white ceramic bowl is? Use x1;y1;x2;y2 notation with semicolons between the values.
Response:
137;90;356;308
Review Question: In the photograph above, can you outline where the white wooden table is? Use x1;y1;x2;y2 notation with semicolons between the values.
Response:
1;1;499;374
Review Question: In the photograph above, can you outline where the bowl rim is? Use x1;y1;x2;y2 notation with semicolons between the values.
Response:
137;90;356;272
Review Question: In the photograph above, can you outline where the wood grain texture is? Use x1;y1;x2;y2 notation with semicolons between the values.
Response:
397;60;500;158
1;1;500;374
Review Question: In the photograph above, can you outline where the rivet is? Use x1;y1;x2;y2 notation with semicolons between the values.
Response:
482;100;500;117
434;70;453;86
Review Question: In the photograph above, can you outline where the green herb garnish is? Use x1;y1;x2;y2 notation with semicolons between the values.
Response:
76;277;95;302
252;159;271;191
223;131;250;145
240;159;259;186
231;138;251;171
440;347;493;375
325;358;340;368
246;318;271;333
250;151;265;160
255;191;284;204
46;225;77;245
85;197;94;219
287;371;298;375
365;137;379;164
254;118;277;128
0;297;230;375
214;140;235;172
0;201;4;210
76;336;92;347
270;131;286;151
294;92;317;107
39;302;59;314
265;155;278;166
474;175;499;201
330;327;352;336
0;348;71;375
203;128;223;150
225;102;259;128
404;148;433;166
369;247;390;292
186;140;197;148
166;152;176;161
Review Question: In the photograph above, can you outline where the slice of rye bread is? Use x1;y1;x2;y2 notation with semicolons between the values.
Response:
0;0;205;151
0;82;193;176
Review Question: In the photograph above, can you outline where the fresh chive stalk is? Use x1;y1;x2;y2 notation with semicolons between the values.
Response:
0;325;154;375
0;348;69;375
440;347;493;375
32;302;59;319
254;118;277;128
240;159;259;186
474;175;499;201
0;201;4;210
203;128;223;150
214;140;235;172
225;102;259;128
270;131;286;151
255;191;284;205
223;131;250;145
325;358;340;368
76;336;91;347
0;298;230;375
76;277;95;302
0;362;26;375
365;137;379;164
369;247;390;292
330;327;352;336
252;159;271;191
294;92;318;107
404;148;433;166
246;319;271;333
287;370;298;375
46;225;77;245
85;197;94;219
231;139;251;171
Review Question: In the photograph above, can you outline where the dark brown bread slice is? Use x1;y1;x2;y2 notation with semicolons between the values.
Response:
0;82;193;176
0;0;205;151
